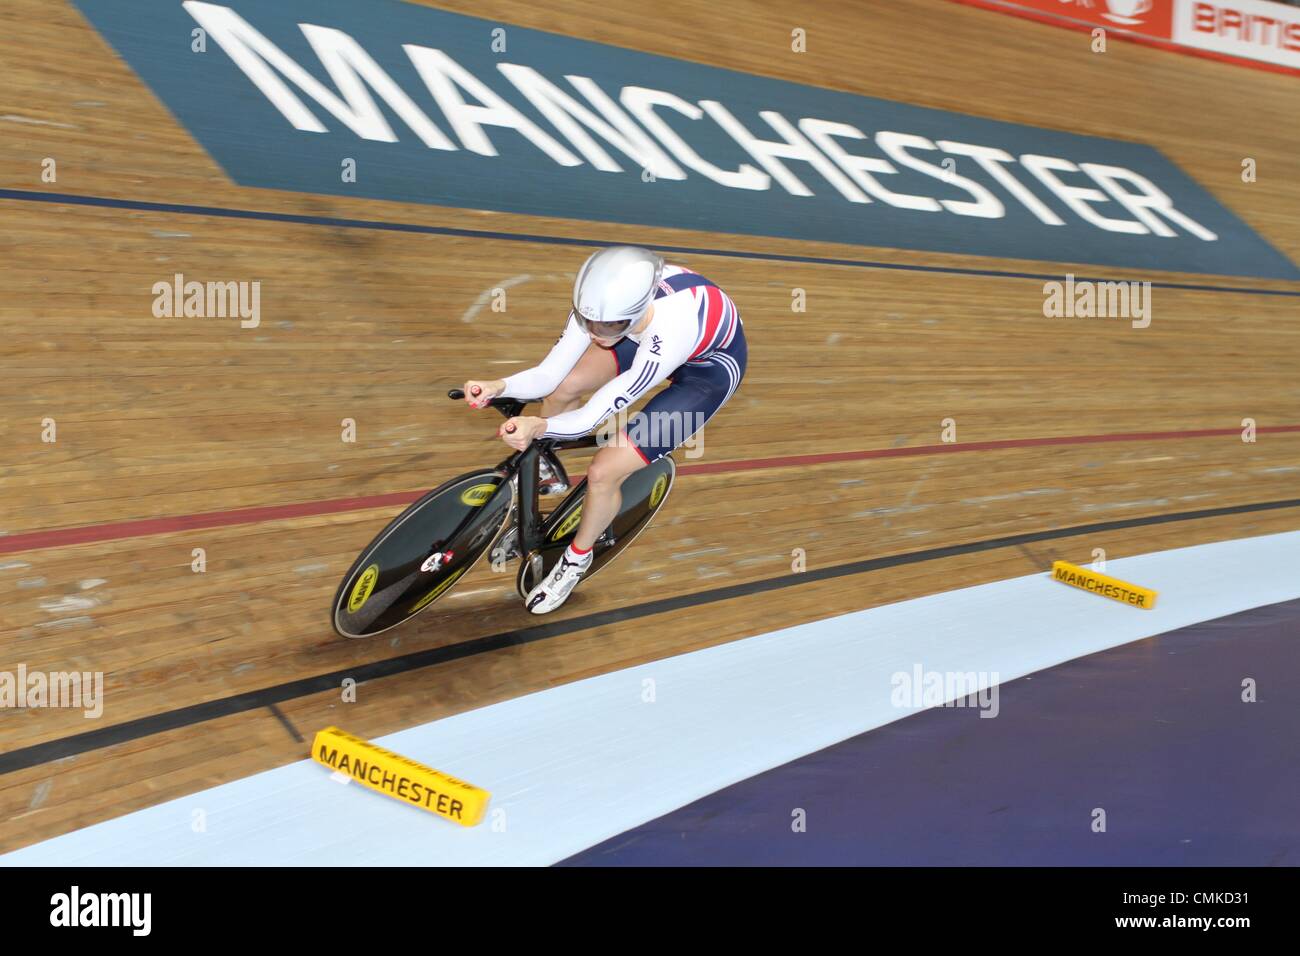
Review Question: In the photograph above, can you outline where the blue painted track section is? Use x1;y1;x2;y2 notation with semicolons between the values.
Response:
561;599;1300;866
68;0;1300;278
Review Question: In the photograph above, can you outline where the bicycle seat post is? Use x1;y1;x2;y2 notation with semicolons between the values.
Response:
517;441;545;559
449;387;547;559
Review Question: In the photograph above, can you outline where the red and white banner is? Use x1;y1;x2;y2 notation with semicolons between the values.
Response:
955;0;1300;73
988;0;1175;38
1173;0;1300;69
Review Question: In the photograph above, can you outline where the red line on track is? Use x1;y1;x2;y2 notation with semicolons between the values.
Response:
3;425;1298;556
0;492;421;557
674;425;1300;475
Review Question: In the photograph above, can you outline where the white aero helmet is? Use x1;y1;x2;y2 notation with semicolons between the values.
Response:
572;245;664;339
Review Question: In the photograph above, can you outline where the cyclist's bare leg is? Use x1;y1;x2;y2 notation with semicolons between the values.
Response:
541;343;618;417
573;441;645;551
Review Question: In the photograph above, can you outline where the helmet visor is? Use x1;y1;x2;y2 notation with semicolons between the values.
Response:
573;310;633;340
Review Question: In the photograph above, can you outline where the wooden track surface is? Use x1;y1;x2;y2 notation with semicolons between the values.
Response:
1;0;1297;852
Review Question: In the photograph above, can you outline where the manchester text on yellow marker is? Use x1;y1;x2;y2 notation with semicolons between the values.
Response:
1051;560;1157;610
311;726;490;826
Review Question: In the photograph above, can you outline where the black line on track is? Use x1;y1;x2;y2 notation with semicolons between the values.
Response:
3;188;1298;296
1015;542;1050;570
3;495;1298;777
267;704;304;744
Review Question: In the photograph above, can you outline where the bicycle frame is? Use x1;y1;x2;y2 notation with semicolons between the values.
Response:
451;389;597;574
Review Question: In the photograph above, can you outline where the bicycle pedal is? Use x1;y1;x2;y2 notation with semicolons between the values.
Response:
496;525;521;562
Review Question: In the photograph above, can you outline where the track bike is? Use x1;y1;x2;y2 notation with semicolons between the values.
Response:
331;389;676;638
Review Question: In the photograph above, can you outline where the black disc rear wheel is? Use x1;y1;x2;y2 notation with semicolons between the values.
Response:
333;470;514;638
517;455;675;598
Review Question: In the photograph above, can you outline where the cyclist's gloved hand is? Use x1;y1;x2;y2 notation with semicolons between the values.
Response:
499;416;547;451
462;379;505;408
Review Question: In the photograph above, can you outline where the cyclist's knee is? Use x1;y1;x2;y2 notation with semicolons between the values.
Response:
586;455;617;488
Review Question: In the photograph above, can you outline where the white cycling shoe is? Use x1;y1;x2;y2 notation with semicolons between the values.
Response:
525;546;592;614
510;457;568;497
537;456;569;496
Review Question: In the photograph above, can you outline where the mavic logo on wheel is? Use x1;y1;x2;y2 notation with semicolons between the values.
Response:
649;473;668;508
408;565;469;613
460;483;497;506
550;505;583;541
347;564;379;612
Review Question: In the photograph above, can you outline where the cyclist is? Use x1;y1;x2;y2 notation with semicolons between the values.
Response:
462;246;747;613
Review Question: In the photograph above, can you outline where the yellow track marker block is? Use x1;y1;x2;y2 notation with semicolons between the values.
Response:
310;726;490;826
1051;560;1157;610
